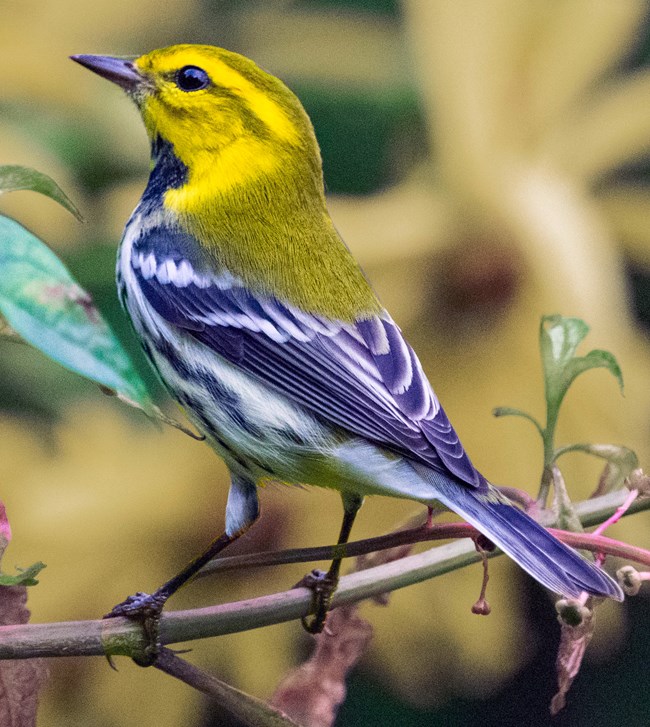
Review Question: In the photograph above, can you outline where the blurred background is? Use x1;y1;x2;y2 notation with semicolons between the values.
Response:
1;1;650;725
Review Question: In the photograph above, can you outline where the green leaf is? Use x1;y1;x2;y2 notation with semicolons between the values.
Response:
0;215;154;413
540;315;624;427
0;165;82;221
554;443;638;495
550;466;584;533
0;503;45;588
492;406;544;437
0;562;46;587
554;443;637;467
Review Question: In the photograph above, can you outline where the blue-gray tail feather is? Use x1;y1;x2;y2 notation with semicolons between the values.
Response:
419;468;623;601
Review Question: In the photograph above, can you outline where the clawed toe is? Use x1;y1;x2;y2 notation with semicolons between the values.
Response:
104;592;166;620
297;569;339;634
104;592;167;666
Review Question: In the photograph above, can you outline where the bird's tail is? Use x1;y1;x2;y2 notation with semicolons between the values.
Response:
418;467;623;601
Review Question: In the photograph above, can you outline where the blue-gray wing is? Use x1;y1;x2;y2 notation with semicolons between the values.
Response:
130;230;481;486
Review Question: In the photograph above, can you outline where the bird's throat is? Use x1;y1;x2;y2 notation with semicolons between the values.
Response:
143;136;380;321
164;136;282;214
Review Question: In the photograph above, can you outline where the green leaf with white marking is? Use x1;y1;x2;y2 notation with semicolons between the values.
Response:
0;215;154;413
0;165;82;220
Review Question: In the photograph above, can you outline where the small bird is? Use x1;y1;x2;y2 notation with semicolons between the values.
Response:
71;45;622;638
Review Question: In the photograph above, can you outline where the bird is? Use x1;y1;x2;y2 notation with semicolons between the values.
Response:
70;44;622;643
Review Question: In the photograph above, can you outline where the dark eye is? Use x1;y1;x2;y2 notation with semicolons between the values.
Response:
175;66;210;92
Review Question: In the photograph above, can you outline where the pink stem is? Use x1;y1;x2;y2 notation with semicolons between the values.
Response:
548;528;650;567
589;489;639;565
592;489;639;538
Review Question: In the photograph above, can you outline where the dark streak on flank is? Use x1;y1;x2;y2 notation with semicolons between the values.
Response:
151;337;263;438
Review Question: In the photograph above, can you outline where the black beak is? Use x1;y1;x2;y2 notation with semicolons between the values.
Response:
70;54;143;92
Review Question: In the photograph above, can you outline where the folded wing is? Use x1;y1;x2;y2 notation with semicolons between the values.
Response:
131;229;482;486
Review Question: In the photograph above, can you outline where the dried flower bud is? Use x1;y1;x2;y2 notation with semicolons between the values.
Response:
471;598;491;616
617;565;642;596
626;469;650;497
555;598;591;627
551;599;595;715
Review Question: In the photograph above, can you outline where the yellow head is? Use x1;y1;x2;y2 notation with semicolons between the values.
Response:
72;44;380;319
72;45;321;194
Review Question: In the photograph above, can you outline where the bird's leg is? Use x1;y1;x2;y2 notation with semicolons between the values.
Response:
105;474;259;665
301;493;363;635
105;527;249;665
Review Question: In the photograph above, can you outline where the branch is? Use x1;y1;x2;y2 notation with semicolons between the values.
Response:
0;489;648;661
155;648;300;727
549;530;650;566
196;488;650;577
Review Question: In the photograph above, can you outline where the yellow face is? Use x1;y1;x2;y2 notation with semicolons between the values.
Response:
132;45;301;158
72;44;321;209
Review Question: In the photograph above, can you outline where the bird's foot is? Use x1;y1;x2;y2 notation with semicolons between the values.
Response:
104;591;167;666
296;569;339;635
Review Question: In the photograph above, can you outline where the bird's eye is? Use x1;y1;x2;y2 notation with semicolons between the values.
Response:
175;66;210;92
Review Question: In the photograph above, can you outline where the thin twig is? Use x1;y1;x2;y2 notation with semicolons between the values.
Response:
590;487;639;565
198;489;649;578
0;488;648;662
154;648;300;727
591;489;639;538
471;539;491;615
548;530;650;567
196;521;470;578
